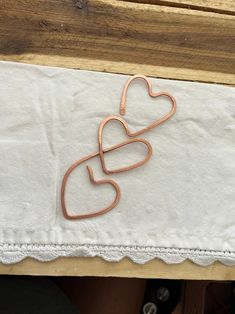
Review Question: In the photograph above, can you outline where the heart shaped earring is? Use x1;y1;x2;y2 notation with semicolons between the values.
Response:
61;165;121;220
120;74;176;136
98;115;153;174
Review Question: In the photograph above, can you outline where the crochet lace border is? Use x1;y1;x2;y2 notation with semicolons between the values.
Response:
0;243;234;265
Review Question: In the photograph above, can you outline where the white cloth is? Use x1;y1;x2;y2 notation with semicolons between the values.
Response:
0;61;234;265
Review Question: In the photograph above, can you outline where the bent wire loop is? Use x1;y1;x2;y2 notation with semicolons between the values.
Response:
61;74;176;220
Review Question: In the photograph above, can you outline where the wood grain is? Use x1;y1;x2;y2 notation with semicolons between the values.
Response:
0;257;234;280
120;0;235;14
0;0;235;84
183;281;208;314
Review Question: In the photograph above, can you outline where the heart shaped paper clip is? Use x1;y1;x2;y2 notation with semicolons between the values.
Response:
61;132;152;220
98;116;153;174
61;74;176;220
120;74;176;136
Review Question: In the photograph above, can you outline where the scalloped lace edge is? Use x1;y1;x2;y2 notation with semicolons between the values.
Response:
0;244;235;265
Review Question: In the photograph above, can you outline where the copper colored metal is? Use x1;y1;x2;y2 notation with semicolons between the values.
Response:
61;135;152;220
120;74;176;137
62;165;121;220
98;115;153;174
61;74;176;220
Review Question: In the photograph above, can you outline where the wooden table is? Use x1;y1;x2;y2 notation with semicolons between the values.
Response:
0;0;235;280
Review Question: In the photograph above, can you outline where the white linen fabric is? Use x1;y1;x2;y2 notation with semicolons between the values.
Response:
0;61;234;265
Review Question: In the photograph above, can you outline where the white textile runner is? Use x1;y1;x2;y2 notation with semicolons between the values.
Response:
0;61;234;265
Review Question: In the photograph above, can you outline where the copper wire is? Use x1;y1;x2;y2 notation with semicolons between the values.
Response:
61;136;152;220
98;116;153;174
120;74;176;137
61;74;176;220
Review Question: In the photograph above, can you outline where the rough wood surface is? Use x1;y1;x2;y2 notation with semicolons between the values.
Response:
121;0;235;14
0;0;235;84
0;258;234;280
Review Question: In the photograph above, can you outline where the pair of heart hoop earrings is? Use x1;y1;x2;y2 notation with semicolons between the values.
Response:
61;74;176;220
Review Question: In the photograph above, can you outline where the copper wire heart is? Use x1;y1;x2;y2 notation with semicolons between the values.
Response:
61;129;152;220
98;116;153;174
120;74;176;136
61;74;176;221
61;165;121;220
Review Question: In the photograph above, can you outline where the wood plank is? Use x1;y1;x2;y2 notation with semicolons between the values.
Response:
0;0;235;85
183;281;209;314
120;0;235;14
1;54;235;85
172;283;185;314
0;257;234;280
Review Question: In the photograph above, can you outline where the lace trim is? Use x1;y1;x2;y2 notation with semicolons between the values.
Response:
0;243;234;265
